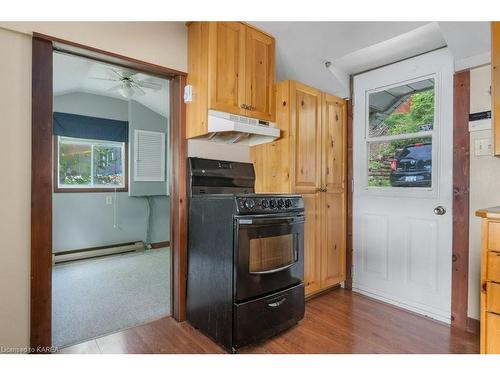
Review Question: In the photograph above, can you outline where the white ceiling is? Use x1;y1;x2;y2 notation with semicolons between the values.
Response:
251;21;491;98
53;52;169;117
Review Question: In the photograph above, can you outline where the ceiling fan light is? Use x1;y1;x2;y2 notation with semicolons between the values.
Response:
118;84;135;98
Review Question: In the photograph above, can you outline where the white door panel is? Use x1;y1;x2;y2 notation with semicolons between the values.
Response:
353;49;453;323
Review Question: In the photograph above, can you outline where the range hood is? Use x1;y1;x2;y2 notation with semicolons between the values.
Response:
202;110;280;146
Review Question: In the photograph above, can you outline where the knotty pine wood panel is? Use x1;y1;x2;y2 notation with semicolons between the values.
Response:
291;82;322;194
208;22;246;116
245;26;275;121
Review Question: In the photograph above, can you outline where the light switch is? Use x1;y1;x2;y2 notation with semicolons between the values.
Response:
106;195;113;205
475;138;492;156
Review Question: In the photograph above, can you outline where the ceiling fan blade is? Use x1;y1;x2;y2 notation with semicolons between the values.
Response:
107;84;123;92
131;83;146;96
104;67;124;79
136;80;162;90
88;76;119;82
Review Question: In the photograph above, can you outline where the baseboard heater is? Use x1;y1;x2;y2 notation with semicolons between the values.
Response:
52;241;145;265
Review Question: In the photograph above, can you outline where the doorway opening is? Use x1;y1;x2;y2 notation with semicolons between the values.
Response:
31;34;187;350
51;51;172;347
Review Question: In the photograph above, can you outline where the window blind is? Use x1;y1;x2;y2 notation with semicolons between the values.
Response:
53;112;129;142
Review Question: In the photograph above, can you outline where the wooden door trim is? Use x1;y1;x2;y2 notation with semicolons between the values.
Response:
31;34;188;350
451;69;471;331
33;32;187;78
31;37;54;351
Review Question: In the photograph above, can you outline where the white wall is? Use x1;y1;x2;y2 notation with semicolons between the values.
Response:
468;65;500;320
0;22;189;349
0;27;32;350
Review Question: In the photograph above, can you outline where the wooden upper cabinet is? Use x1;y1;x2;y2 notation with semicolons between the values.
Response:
245;27;276;121
322;94;347;193
186;22;276;139
492;22;500;155
208;22;246;115
291;82;322;193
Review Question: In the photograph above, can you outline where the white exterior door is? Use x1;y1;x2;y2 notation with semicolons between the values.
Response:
352;49;454;323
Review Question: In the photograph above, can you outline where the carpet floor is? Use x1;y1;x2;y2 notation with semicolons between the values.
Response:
52;247;171;348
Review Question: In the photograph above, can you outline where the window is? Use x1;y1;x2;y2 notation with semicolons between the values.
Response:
56;136;127;191
366;78;435;188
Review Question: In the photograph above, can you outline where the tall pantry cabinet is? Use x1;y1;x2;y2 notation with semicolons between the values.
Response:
251;80;347;297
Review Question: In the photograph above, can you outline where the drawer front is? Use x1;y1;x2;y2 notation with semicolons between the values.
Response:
487;282;500;314
488;222;500;251
233;283;305;349
488;252;500;282
486;313;500;354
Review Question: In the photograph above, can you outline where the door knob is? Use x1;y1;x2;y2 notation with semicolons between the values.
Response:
434;206;446;215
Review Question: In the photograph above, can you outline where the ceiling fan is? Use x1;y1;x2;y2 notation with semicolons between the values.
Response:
89;68;162;98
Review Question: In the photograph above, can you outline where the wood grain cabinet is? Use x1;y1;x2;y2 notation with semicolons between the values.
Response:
476;207;500;353
251;80;347;297
186;22;275;139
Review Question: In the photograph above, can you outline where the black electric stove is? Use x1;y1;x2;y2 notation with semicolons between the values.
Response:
186;157;305;352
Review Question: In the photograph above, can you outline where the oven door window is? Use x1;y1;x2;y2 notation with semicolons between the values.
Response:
249;234;297;274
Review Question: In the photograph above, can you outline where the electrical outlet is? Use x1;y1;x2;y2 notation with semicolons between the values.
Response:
475;138;492;156
106;195;113;205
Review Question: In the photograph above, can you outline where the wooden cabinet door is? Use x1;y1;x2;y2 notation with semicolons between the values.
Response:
320;93;347;289
486;312;500;353
321;192;346;288
208;22;246;115
322;94;347;193
291;83;322;194
245;27;275;121
303;192;322;296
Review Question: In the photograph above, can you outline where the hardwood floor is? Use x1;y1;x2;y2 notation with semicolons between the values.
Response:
58;288;479;354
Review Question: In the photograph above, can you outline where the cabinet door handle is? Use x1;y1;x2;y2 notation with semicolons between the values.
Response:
240;104;248;109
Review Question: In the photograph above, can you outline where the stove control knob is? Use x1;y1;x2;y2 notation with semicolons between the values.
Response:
244;199;255;210
277;199;284;209
284;199;292;208
260;199;269;209
269;199;277;209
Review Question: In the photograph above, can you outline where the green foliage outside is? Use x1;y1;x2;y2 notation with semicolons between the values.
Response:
59;143;122;186
368;89;434;187
59;144;92;185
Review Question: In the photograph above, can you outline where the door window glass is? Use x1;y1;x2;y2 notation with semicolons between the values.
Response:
249;234;295;273
367;78;435;188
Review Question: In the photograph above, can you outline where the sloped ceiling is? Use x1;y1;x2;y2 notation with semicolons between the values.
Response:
53;52;169;117
251;21;490;98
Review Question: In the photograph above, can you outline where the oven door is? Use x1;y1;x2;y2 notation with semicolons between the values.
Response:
234;214;304;302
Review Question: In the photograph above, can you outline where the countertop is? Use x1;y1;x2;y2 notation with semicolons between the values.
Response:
475;206;500;219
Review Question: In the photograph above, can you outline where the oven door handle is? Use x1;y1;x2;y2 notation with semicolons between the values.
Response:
237;216;304;226
249;262;295;275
